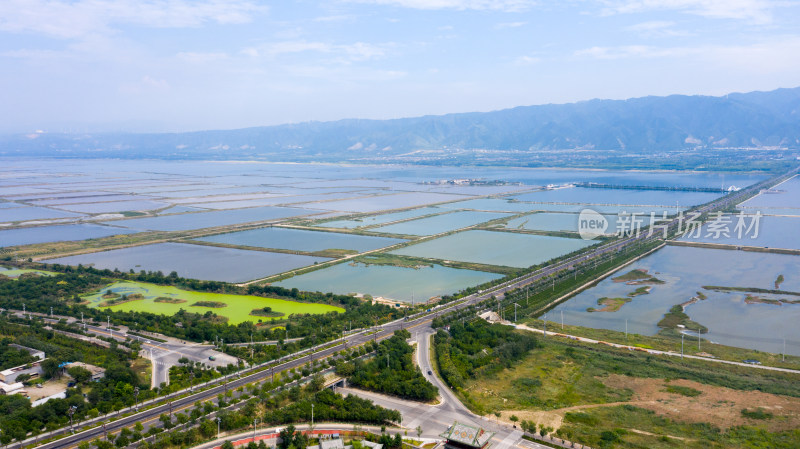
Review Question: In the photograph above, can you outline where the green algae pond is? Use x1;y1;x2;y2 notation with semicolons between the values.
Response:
82;280;343;324
0;266;55;279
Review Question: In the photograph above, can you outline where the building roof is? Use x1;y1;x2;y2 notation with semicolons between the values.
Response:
440;422;494;449
0;382;24;394
361;441;383;449
319;439;345;449
67;362;106;376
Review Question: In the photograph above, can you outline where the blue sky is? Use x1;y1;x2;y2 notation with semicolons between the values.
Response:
1;0;799;133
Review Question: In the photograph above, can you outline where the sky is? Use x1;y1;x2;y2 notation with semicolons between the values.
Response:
1;0;799;133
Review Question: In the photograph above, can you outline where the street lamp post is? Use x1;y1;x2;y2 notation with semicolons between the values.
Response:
134;387;140;411
217;417;222;438
68;405;77;433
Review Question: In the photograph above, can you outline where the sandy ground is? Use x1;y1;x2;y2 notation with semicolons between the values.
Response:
26;377;69;401
495;374;800;433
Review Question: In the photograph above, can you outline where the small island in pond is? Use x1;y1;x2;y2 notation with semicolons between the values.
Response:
588;297;632;313
249;306;285;318
191;301;227;308
613;269;664;285
99;293;144;307
154;296;187;304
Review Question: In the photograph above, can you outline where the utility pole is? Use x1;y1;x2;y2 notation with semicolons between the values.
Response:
217;417;221;438
698;327;701;351
50;307;53;317
681;333;684;359
134;387;140;411
543;313;547;337
526;287;529;306
311;403;315;430
513;303;518;322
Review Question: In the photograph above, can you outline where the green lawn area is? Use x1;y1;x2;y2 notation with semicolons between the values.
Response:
82;280;344;324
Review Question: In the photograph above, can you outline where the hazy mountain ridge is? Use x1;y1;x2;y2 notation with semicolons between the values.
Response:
2;87;799;161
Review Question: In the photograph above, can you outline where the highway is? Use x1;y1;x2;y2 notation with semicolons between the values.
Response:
16;167;798;449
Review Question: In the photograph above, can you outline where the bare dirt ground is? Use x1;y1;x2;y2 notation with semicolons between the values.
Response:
496;374;800;433
26;377;69;401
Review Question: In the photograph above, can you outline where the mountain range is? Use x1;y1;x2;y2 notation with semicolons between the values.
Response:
2;87;799;164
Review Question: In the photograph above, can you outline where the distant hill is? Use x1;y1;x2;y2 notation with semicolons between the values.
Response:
2;87;799;165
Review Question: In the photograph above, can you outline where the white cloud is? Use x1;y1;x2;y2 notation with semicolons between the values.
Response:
141;75;169;89
599;0;775;24
514;55;541;65
345;0;539;12
0;0;263;40
575;36;800;74
495;21;527;28
243;41;388;62
626;20;690;37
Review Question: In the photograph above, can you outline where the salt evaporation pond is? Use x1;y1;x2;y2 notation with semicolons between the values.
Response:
196;227;406;252
43;242;330;283
391;230;594;268
274;262;502;303
0;224;136;247
372;210;511;236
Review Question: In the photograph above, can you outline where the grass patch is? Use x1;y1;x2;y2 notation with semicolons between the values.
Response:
741;408;773;420
663;384;702;397
355;253;433;269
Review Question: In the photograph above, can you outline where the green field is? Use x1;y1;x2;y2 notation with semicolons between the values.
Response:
82;280;344;324
0;266;54;279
